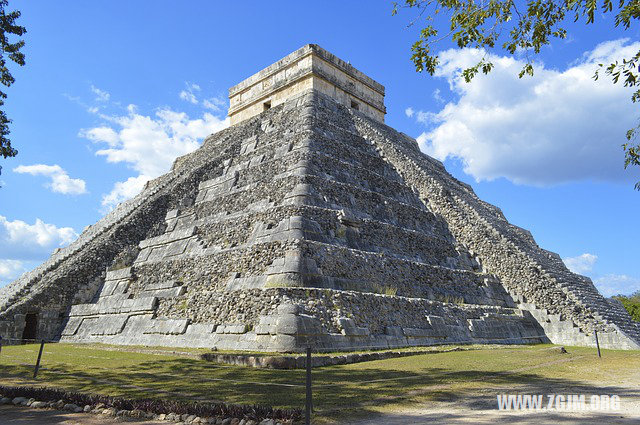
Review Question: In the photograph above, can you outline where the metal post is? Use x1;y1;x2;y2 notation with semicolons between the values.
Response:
305;346;312;425
33;340;45;378
0;336;3;354
595;330;601;358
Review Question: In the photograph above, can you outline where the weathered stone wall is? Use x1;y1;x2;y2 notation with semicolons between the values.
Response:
62;286;546;352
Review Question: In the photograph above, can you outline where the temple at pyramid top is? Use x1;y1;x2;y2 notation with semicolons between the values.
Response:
228;44;386;125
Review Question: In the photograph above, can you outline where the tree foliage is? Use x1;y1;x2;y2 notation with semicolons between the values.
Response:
0;0;25;160
613;291;640;321
393;0;640;189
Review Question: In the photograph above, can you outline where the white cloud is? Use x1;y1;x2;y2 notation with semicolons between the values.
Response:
80;104;228;210
563;253;598;274
99;175;150;212
414;38;640;186
0;259;26;280
179;82;201;105
432;88;445;103
561;253;639;297
203;96;227;112
405;107;414;118
0;215;77;261
414;110;435;124
0;216;75;287
0;259;37;287
179;90;198;104
13;164;87;195
91;85;110;102
79;126;119;147
594;274;640;297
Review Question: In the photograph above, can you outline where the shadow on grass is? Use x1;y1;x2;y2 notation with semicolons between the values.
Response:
3;352;640;414
2;345;640;425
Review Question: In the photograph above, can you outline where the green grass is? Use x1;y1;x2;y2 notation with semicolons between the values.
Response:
1;343;639;423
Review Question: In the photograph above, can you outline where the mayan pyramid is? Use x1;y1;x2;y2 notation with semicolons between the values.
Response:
1;44;638;352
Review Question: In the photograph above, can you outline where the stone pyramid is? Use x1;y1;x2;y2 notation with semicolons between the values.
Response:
1;44;638;352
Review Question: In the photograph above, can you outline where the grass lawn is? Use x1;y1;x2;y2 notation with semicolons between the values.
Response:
1;342;639;423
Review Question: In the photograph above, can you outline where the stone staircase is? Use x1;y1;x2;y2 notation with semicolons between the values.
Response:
348;109;640;349
516;300;593;346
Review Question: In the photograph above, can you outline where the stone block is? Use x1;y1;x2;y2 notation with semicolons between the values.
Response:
145;281;179;291
139;226;197;249
163;239;190;257
216;324;248;334
135;248;151;263
226;276;266;291
113;280;130;295
385;326;403;337
87;315;129;336
105;267;132;282
61;317;83;336
165;209;180;220
100;281;119;296
69;297;157;317
145;247;167;262
240;136;258;154
277;303;299;315
249;154;265;167
297;315;324;335
282;253;303;273
276;314;300;335
185;323;217;335
143;286;186;298
403;326;438;337
143;319;189;335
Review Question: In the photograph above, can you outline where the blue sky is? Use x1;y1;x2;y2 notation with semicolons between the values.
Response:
1;1;638;296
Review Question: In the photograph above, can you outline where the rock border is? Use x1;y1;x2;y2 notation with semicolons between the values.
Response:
201;346;468;369
0;386;299;425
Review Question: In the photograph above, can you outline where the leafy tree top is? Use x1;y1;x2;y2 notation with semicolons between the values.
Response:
0;0;25;160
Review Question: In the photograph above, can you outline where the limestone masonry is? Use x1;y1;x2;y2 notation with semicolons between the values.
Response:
1;44;638;352
229;45;386;125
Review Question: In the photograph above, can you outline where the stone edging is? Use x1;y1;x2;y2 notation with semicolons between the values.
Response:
0;392;292;425
200;346;468;369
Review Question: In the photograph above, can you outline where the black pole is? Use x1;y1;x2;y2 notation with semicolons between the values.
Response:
0;336;2;354
595;330;601;358
305;346;312;425
33;340;45;378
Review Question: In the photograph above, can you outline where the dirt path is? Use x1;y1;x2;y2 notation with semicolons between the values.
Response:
344;407;640;424
344;384;640;425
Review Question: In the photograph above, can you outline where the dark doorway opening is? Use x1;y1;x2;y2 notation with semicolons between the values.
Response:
22;313;38;342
